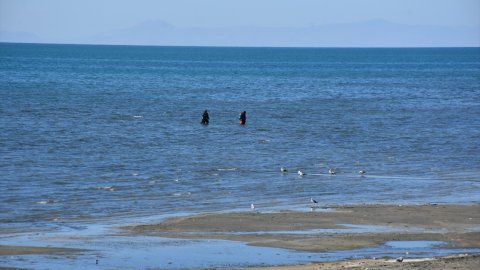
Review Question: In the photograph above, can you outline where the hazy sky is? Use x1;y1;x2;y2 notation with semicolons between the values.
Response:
1;0;479;45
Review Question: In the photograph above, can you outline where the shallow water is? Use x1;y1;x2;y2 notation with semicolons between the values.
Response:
1;44;480;267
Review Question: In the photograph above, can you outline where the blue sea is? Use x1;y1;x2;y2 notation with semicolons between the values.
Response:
1;43;479;268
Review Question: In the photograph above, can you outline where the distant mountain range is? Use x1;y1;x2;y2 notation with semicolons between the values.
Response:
2;19;479;47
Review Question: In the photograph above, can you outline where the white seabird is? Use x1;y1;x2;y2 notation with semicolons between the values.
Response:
359;170;366;175
280;167;288;173
298;170;305;176
310;198;318;204
328;168;336;175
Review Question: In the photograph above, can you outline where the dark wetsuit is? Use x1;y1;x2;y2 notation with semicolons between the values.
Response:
201;110;209;125
239;111;246;125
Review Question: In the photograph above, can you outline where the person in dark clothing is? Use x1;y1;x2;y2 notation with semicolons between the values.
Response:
239;111;246;125
201;110;209;125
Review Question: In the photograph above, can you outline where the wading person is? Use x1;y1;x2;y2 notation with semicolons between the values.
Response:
239;111;246;125
201;110;209;125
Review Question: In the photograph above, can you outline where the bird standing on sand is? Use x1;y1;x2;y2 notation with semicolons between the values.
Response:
250;203;260;214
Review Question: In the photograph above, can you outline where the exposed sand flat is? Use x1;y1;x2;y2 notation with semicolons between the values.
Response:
0;245;84;255
126;204;480;252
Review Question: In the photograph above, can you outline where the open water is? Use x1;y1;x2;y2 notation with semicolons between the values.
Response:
0;43;479;268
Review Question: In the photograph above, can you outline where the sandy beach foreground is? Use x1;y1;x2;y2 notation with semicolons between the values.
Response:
244;253;480;270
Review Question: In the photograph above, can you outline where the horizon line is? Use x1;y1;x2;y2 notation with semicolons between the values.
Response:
2;41;479;50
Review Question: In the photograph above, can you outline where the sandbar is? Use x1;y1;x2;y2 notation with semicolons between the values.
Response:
0;245;84;255
126;204;480;252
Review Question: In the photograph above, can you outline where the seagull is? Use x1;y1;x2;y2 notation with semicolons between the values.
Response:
328;168;336;175
298;170;305;176
310;198;319;211
396;257;404;262
280;167;288;173
359;170;366;175
251;203;259;214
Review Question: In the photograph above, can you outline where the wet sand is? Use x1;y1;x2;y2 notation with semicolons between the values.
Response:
127;204;480;252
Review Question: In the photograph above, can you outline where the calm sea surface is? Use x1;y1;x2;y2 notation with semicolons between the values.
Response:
1;43;479;231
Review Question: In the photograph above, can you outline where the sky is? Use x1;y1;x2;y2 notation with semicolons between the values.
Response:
1;0;479;46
